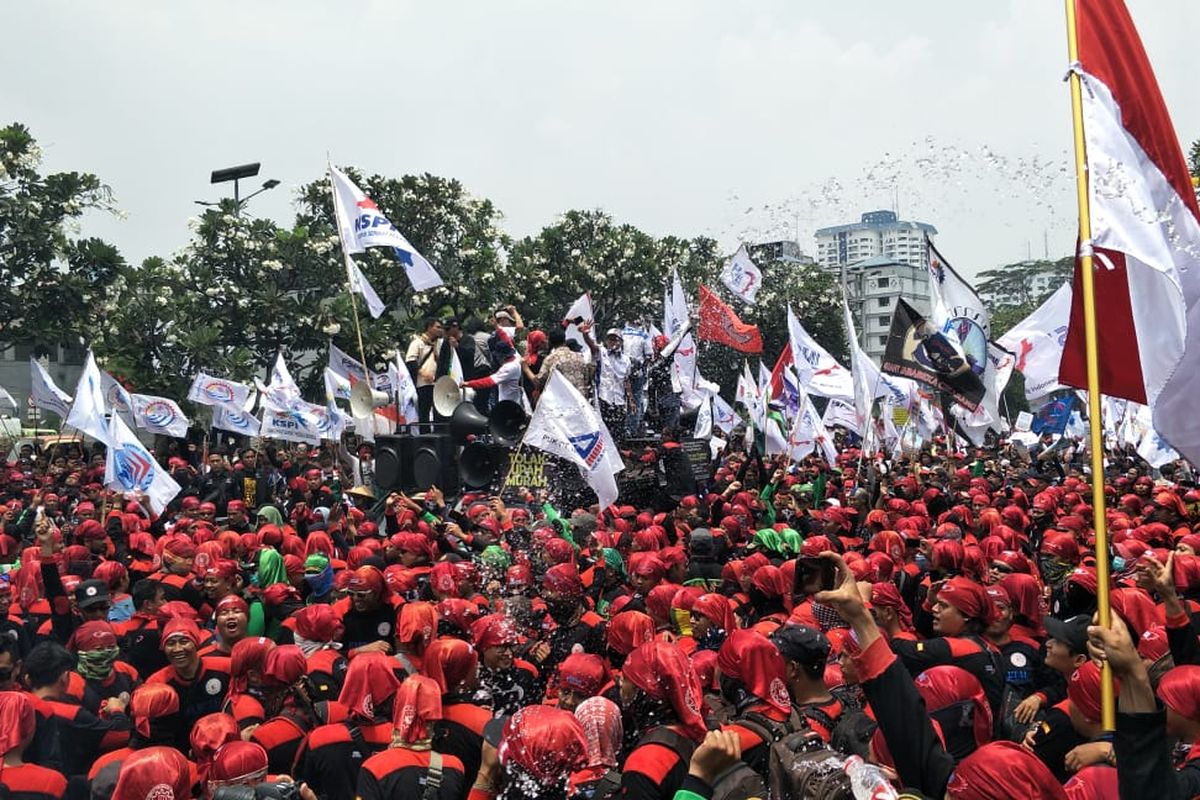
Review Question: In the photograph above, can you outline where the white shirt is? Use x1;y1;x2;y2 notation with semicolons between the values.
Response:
598;348;630;406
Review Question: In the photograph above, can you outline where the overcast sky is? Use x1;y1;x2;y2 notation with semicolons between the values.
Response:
6;0;1199;278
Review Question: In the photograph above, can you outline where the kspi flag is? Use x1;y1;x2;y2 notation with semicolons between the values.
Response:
104;412;181;515
996;282;1072;401
720;244;762;304
522;371;624;510
131;394;190;438
100;370;133;419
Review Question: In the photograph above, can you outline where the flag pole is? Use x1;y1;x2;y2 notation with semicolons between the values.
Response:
1064;0;1115;732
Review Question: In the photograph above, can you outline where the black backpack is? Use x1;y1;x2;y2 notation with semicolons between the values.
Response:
735;710;853;800
638;727;768;800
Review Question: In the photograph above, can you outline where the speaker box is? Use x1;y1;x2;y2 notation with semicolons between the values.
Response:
374;425;460;495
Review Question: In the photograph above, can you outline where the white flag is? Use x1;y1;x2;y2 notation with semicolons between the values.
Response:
259;404;322;445
823;397;861;436
99;370;133;419
188;372;255;413
522;371;624;510
788;307;855;401
130;394;190;438
763;414;789;456
563;292;594;358
789;386;838;465
329;163;443;291
1138;423;1180;469
212;406;259;437
324;367;352;402
842;296;880;434
711;394;739;435
0;385;15;410
30;358;72;419
391;354;420;425
693;396;713;440
720;244;762;304
328;342;368;383
345;253;387;319
996;282;1072;401
664;270;689;338
256;352;303;410
104;412;180;515
65;351;110;444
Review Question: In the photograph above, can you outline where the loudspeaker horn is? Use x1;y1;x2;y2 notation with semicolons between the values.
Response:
459;441;499;488
488;400;528;447
450;401;490;442
433;375;463;417
350;381;390;418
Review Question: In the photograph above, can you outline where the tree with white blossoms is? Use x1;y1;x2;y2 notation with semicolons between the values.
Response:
0;123;125;349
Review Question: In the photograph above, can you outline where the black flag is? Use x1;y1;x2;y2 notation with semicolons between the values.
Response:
881;298;985;412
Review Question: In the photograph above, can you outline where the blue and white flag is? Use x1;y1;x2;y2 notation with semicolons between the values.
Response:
100;370;133;420
256;353;303;411
259;404;322;446
720;244;762;304
711;394;739;435
104;412;181;515
329;164;443;291
188;372;255;413
130;393;190;439
328;343;368;383
65;351;110;444
212;406;259;437
522;371;624;510
324;367;352;403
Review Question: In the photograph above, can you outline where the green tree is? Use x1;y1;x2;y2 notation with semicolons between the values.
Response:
0;123;125;348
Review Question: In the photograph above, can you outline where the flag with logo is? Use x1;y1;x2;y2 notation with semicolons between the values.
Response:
881;298;985;411
256;352;303;411
259;403;322;446
329;163;443;291
328;342;368;383
65;351;110;444
212;406;259;437
104;412;181;515
187;372;255;413
711;393;739;435
563;292;594;359
787;306;854;401
523;371;624;510
822;398;861;436
720;244;762;304
130;394;190;438
692;396;712;440
100;370;133;421
324;366;352;403
1032;394;1074;436
996;282;1072;401
697;284;763;353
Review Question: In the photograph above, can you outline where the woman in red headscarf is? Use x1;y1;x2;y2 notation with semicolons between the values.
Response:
423;637;489;791
223;636;276;730
488;705;587;800
249;644;342;776
204;593;252;657
471;613;542;717
605;610;655;671
112;746;193;800
394;601;438;675
339;565;398;656
288;603;347;701
1156;665;1200;790
618;641;709;800
569;696;623;798
717;629;799;776
0;691;68;800
296;652;401;800
685;593;737;653
357;675;465;800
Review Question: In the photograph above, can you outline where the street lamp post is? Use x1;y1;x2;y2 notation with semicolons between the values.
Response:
195;162;279;214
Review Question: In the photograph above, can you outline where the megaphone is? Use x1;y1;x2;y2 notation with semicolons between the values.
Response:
459;441;499;488
488;401;528;447
450;401;490;442
433;375;463;418
350;381;389;418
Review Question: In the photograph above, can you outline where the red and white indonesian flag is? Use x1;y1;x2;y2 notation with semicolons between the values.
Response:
1058;0;1200;465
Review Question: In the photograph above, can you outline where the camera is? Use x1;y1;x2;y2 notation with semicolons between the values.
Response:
213;781;300;800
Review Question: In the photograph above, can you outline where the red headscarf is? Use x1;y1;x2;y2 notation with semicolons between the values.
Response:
691;593;737;634
472;614;521;651
338;652;401;719
68;620;119;652
1156;665;1200;722
647;583;682;623
264;645;307;686
1069;661;1121;724
159;617;202;649
937;577;994;624
348;565;387;598
422;637;478;694
190;712;240;780
292;604;344;644
606;611;655;656
208;740;269;787
558;653;608;696
622;641;707;741
543;563;585;597
998;573;1044;634
229;636;274;697
946;741;1067;799
628;553;666;581
914;665;992;749
429;562;460;597
750;565;788;598
498;705;588;781
716;629;791;715
112;746;193;800
870;582;913;631
130;684;181;739
397;601;438;654
392;674;443;744
0;692;36;755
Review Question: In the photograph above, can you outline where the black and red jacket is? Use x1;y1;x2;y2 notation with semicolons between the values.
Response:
357;747;465;800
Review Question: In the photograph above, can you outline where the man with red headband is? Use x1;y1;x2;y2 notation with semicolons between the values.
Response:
145;617;231;748
340;565;397;655
471;614;541;717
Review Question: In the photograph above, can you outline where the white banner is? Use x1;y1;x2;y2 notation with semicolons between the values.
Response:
131;393;190;438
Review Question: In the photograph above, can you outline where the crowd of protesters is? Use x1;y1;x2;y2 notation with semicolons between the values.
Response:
1;309;1199;800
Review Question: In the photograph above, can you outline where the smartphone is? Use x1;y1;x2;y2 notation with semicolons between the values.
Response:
795;556;838;595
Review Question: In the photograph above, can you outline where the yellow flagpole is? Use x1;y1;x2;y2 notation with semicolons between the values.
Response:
1064;0;1115;732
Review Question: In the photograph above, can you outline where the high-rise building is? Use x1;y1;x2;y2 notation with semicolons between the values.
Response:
814;210;937;270
840;256;932;362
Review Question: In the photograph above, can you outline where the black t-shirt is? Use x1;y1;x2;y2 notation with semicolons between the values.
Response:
341;605;395;650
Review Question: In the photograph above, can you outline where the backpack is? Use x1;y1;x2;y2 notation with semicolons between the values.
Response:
639;727;768;800
735;710;853;800
577;769;622;800
801;702;876;759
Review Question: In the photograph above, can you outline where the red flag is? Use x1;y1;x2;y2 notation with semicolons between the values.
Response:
1058;0;1200;464
697;285;762;353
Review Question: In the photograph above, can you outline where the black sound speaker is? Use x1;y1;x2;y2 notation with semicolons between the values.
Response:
374;425;460;494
